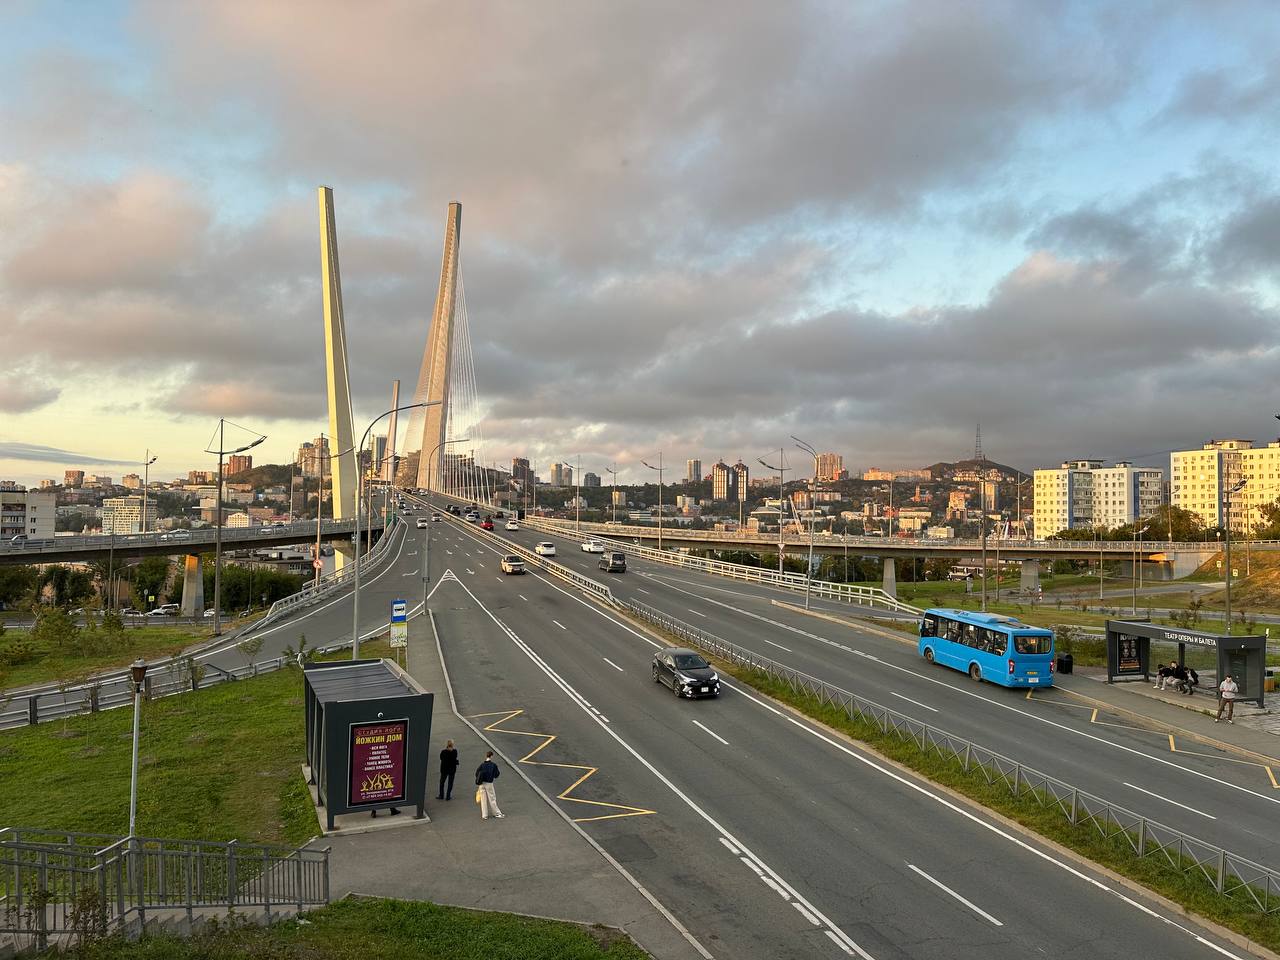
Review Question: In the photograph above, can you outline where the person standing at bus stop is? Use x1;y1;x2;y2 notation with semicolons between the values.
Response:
475;750;504;819
1215;673;1239;723
437;740;459;800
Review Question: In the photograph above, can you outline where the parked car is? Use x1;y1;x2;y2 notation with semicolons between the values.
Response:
9;535;27;545
534;541;557;557
203;609;217;618
599;552;626;573
481;519;495;531
120;607;141;616
505;520;520;531
500;555;525;574
581;540;605;553
652;647;720;698
145;608;170;618
416;517;429;529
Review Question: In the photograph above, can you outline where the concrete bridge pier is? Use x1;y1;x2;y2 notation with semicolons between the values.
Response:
1020;559;1040;593
882;557;897;598
180;554;204;617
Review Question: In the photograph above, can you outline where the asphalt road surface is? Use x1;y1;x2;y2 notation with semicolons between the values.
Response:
414;506;1253;960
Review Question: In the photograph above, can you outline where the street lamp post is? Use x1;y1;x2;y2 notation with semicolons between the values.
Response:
1131;522;1150;616
606;465;618;525
128;659;148;838
141;451;157;534
352;401;431;659
642;454;664;550
791;437;818;610
759;451;787;575
1225;478;1247;631
206;420;266;637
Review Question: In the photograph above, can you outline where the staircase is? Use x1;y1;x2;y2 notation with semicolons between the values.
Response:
0;827;328;954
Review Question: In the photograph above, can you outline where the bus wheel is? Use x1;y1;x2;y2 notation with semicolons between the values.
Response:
923;648;935;664
968;663;982;682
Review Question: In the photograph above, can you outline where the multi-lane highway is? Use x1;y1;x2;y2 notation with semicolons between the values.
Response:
406;498;1260;960
480;515;1280;868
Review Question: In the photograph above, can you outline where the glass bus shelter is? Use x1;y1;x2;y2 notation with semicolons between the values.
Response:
1105;619;1265;707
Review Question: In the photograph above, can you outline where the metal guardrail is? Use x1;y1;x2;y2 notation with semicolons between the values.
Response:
523;516;920;615
0;827;328;950
622;598;1280;915
0;520;404;731
515;517;1253;556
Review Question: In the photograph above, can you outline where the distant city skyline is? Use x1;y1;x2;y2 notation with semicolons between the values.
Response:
3;5;1278;489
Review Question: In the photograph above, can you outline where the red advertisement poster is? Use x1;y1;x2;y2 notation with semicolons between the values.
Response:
349;720;407;806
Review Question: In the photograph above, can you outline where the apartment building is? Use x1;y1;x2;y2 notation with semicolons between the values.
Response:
1033;460;1164;537
815;453;843;482
0;489;56;539
101;496;159;535
686;459;702;483
1171;438;1280;533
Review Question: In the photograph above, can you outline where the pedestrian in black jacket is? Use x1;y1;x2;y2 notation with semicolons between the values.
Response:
437;740;459;800
475;750;504;820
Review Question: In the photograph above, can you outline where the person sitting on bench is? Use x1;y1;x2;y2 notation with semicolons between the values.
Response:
1183;667;1200;695
1170;662;1189;693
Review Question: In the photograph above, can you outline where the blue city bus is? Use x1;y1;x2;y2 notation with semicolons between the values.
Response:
918;608;1055;688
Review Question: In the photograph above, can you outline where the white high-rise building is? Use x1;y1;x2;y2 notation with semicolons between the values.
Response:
686;459;702;483
1171;438;1280;534
1033;460;1164;537
0;490;55;539
101;496;159;535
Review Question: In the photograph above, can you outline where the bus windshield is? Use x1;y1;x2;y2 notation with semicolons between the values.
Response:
1012;633;1052;655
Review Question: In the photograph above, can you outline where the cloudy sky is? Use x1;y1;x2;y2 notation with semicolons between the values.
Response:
2;0;1279;486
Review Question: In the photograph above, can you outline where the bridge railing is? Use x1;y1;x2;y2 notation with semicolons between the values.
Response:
0;517;384;558
0;827;328;950
622;599;1280;915
513;517;1241;555
521;516;920;615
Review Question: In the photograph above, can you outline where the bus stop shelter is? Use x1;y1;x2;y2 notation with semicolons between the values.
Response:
1105;619;1266;707
303;658;434;830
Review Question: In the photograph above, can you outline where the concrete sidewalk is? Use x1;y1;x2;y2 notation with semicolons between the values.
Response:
315;612;703;960
1055;666;1280;763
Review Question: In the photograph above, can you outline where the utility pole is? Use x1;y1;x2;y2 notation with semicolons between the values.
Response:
759;451;787;575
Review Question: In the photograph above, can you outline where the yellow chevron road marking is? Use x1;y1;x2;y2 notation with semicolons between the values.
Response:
470;709;658;822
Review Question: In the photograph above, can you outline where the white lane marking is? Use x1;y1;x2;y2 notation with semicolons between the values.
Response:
516;564;1253;960
477;562;486;568
738;856;763;876
497;578;505;584
906;863;1003;927
636;588;651;595
889;692;938;713
466;568;475;576
687;608;706;618
446;549;454;555
518;594;529;601
762;638;793;652
691;719;729;746
761;875;789;900
602;657;625;672
793;901;821;926
447;574;874;960
718;836;741;856
552;619;567;630
1124;783;1218;819
650;575;1280;810
401;572;417;577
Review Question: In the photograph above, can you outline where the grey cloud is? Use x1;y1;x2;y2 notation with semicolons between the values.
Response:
0;377;59;414
0;441;136;467
1211;196;1280;277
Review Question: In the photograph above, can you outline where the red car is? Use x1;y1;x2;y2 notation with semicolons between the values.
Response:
480;519;495;530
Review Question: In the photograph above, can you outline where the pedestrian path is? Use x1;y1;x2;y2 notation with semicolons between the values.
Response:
316;613;702;960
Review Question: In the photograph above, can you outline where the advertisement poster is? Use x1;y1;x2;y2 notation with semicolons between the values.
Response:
1118;637;1141;674
349;720;407;806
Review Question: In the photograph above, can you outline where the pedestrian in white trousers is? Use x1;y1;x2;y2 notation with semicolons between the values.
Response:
475;750;504;819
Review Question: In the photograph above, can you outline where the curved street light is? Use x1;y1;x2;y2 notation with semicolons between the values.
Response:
790;437;818;609
641;454;664;550
759;451;788;575
205;420;266;636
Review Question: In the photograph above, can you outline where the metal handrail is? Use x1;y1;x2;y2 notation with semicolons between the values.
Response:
621;598;1280;914
0;828;329;949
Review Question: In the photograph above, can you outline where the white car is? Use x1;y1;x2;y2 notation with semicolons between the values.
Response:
534;541;557;557
416;517;428;529
505;520;519;531
581;540;605;553
431;513;442;522
465;513;479;523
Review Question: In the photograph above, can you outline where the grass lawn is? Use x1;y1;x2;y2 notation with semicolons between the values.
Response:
66;897;647;960
0;625;217;691
0;640;391;846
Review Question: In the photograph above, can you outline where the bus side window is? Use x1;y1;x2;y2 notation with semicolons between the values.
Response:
922;616;937;637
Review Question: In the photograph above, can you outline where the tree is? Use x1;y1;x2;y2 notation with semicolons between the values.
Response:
36;566;93;607
30;607;80;656
1254;497;1280;541
128;557;172;609
237;636;265;675
0;566;37;607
